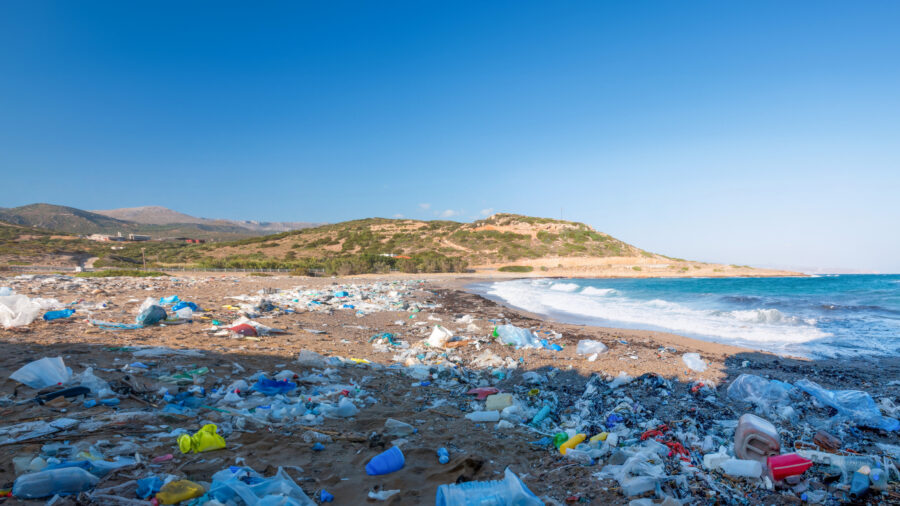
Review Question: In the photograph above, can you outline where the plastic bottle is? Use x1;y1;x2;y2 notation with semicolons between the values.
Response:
384;418;416;437
435;467;542;506
734;413;780;465
720;458;762;478
850;470;870;499
437;447;450;464
12;467;99;499
564;449;594;464
465;410;500;422
559;434;586;455
869;466;887;491
529;405;551;426
43;309;75;321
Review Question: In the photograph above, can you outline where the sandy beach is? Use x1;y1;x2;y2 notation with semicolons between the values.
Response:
0;272;897;504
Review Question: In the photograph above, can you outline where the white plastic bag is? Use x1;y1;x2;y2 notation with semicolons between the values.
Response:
425;325;453;348
0;295;41;328
576;340;608;355
10;357;73;389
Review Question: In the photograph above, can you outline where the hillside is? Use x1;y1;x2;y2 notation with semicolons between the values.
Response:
1;213;800;277
91;206;207;225
0;204;134;235
0;204;266;241
202;213;644;265
92;206;320;233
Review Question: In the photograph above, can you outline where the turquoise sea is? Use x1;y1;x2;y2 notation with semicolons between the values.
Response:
474;275;900;358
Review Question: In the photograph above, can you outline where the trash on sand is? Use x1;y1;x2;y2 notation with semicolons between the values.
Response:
426;325;454;348
576;340;608;355
10;357;72;389
435;467;541;506
177;424;226;454
681;352;707;372
365;446;405;475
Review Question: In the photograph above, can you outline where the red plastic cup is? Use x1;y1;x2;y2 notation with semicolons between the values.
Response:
767;453;813;481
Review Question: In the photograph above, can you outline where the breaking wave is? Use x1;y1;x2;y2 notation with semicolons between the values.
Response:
486;278;829;350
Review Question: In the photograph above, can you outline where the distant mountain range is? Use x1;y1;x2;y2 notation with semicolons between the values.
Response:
0;204;319;240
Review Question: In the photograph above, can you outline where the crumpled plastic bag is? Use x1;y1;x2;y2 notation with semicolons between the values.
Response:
727;374;796;414
207;466;314;506
796;378;900;432
494;325;541;349
0;295;42;328
10;357;72;389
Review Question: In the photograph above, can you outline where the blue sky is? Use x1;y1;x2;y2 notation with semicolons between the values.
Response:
1;1;898;272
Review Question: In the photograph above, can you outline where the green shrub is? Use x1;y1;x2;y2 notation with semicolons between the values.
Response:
498;265;533;273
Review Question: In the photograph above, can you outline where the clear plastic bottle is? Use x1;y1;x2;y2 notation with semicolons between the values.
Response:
435;468;542;506
12;467;99;499
384;418;416;437
720;458;762;478
465;410;500;422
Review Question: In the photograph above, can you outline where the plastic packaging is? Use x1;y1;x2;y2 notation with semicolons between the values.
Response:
12;467;99;499
681;353;707;372
322;397;358;418
178;424;226;454
494;325;541;348
795;378;900;431
870;466;888;490
137;476;164;499
156;479;205;505
159;295;181;304
576;339;608;355
172;301;198;312
559;433;586;455
734;413;780;464
703;447;731;470
252;376;297;396
437;447;450;464
849;470;870;499
174;307;193;319
365;446;405;475
720;458;762;478
384;418;416;437
727;374;796;414
767;453;813;481
435;467;542;506
426;325;454;348
0;287;11;296
485;393;513;411
10;356;72;389
320;489;335;502
43;308;75;321
529;405;551;426
465;410;500;422
0;294;41;328
136;305;167;326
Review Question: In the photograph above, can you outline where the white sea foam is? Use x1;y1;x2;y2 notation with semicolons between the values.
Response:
549;282;579;292
487;279;829;347
581;287;617;296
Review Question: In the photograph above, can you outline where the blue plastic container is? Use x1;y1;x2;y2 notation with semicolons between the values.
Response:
43;309;75;321
365;446;405;475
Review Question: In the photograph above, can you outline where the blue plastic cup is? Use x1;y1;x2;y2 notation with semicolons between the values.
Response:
365;446;405;475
